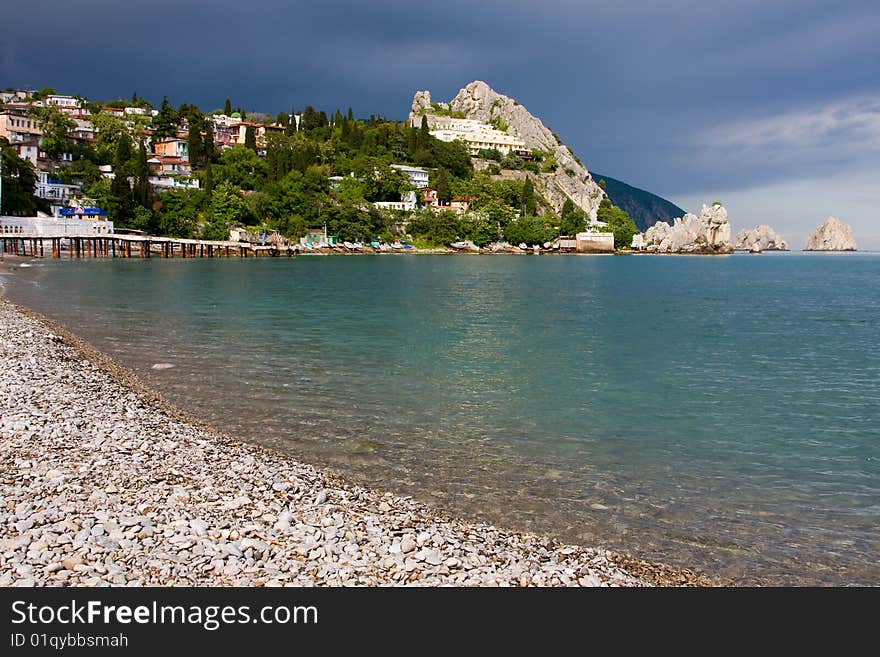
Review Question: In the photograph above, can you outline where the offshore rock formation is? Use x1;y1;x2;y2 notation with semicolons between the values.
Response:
734;225;789;252
643;203;733;254
410;81;606;219
803;217;857;251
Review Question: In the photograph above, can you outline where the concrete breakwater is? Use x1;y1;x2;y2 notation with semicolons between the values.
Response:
0;299;709;586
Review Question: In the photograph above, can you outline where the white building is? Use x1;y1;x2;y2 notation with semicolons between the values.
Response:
374;190;417;212
44;95;81;112
1;214;113;237
35;171;82;215
149;176;201;190
421;117;528;156
390;164;429;189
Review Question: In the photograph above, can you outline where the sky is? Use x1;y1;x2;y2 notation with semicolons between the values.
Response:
2;0;878;247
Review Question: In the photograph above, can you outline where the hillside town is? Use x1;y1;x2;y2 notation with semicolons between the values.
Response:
0;85;639;253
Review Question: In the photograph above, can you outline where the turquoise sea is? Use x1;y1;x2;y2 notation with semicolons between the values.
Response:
4;253;879;585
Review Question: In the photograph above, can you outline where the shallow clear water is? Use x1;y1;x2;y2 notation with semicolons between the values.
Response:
4;253;879;584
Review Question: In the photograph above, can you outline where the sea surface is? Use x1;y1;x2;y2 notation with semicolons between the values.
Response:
3;253;879;585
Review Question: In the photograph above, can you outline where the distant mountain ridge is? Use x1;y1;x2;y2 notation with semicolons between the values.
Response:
591;173;686;232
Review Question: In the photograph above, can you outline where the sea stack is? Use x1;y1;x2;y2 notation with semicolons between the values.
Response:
803;217;857;251
641;203;733;254
734;225;789;252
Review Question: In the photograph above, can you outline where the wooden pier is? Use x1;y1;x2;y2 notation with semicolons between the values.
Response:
0;234;297;259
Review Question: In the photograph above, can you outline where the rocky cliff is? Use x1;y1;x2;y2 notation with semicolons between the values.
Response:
410;81;606;219
803;217;857;251
643;203;733;254
734;225;789;252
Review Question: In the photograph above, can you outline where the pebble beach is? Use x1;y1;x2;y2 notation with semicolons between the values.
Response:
0;295;711;587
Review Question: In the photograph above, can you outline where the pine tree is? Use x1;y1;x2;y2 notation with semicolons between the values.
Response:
244;125;257;151
151;96;179;142
203;121;214;162
111;140;134;226
114;134;133;176
110;174;133;226
224;98;232;116
434;168;451;203
187;112;203;168
134;141;152;210
203;160;213;195
521;176;537;217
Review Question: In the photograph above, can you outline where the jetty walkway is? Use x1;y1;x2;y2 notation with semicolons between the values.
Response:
0;234;296;259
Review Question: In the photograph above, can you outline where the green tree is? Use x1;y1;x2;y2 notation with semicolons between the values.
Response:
244;125;257;152
596;198;639;249
433;168;451;203
203;181;250;239
133;141;152;210
130;205;154;232
186;108;205;167
151;96;179;142
520;176;537;217
460;214;498;246
108;137;134;225
503;216;555;245
324;205;377;242
224;98;232;116
213;146;267;190
154;188;203;237
110;172;133;226
203;121;215;162
479;198;517;229
559;198;586;236
91;112;132;164
28;105;75;162
202;159;213;194
406;210;461;246
0;138;39;215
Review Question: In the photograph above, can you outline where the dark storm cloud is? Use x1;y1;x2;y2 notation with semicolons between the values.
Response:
2;0;879;198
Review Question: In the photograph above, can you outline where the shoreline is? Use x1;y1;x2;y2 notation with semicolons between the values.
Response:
0;294;714;586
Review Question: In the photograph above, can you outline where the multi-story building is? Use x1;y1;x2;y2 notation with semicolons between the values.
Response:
390;164;429;189
34;171;83;216
44;94;80;112
148;156;192;177
153;138;189;160
418;116;528;157
10;139;40;166
0;107;42;144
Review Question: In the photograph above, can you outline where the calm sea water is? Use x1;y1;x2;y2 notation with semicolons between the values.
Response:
4;253;879;584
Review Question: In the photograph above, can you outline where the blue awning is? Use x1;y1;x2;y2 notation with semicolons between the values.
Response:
59;207;108;217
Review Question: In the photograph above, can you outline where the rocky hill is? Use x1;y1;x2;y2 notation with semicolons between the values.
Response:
410;81;606;219
804;217;857;251
591;173;686;232
734;226;789;252
643;203;733;254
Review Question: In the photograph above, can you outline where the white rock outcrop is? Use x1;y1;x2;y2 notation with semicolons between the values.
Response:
409;81;606;219
642;203;733;254
803;217;857;251
734;225;789;252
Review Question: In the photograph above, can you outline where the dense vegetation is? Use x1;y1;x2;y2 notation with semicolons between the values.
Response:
3;94;640;249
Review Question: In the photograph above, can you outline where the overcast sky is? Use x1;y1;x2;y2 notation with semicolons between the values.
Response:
3;0;878;247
